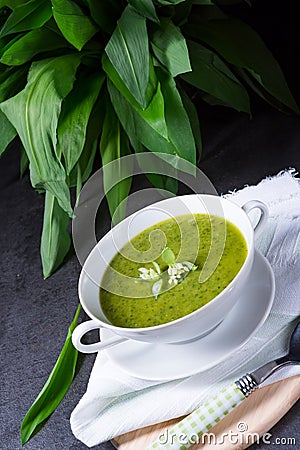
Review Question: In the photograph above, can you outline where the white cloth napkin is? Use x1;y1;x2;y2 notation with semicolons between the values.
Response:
70;169;300;447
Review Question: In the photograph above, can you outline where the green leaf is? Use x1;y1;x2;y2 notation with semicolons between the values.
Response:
129;0;159;23
146;172;178;196
188;4;227;22
182;40;250;113
190;0;213;4
51;0;98;50
134;145;178;196
0;0;52;38
0;55;81;216
68;140;97;188
100;98;132;224
157;67;196;165
68;139;97;188
198;91;228;107
40;191;71;278
184;18;299;113
20;146;29;178
103;54;167;139
57;67;105;174
0;27;71;65
109;76;196;171
108;79;195;167
248;68;296;112
237;67;288;113
0;5;10;29
156;0;186;5
102;53;157;109
0;110;16;156
74;163;81;203
0;65;28;100
105;4;149;108
171;0;193;27
108;80;174;158
215;0;250;4
86;0;122;34
150;18;191;77
152;278;162;299
147;173;178;197
0;1;19;8
178;85;202;158
161;246;176;265
0;33;22;59
68;96;105;187
20;303;81;444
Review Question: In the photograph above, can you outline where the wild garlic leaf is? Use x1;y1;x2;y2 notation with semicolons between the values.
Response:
102;52;157;113
132;144;179;195
152;261;161;274
103;54;167;138
20;146;29;178
0;65;28;100
100;96;133;225
192;0;212;3
67;97;105;188
0;54;81;216
107;79;180;160
86;0;122;34
128;0;159;23
20;304;81;444
0;0;52;38
52;0;98;51
236;67;289;113
178;86;202;158
0;111;16;157
150;18;191;77
152;278;163;299
0;27;71;66
156;0;186;5
57;68;105;175
157;67;196;166
40;191;71;279
185;18;299;114
108;71;198;167
161;246;176;266
181;40;250;114
108;78;198;169
141;167;179;197
105;5;149;108
0;1;19;10
214;0;251;4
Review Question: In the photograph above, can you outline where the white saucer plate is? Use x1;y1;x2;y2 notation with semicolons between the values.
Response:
102;250;275;381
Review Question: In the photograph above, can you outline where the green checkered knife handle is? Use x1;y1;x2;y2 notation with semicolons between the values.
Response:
144;376;258;450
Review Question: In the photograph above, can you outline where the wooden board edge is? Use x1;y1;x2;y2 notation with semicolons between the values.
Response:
113;375;300;449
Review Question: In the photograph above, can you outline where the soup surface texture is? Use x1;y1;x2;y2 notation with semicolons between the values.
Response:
100;214;247;328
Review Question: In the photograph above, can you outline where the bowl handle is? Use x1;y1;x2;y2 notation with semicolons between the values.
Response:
71;320;127;353
242;200;269;236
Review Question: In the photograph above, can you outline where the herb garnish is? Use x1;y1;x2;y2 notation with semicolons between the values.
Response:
138;247;197;299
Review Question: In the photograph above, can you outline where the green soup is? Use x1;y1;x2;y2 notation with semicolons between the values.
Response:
100;214;247;328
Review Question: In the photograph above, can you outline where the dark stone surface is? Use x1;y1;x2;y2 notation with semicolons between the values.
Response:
1;2;300;449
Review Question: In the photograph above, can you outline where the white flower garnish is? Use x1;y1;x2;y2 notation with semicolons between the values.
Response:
138;263;162;298
138;246;197;298
168;262;197;285
138;266;160;281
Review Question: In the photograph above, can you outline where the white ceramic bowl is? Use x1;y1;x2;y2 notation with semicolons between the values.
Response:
72;194;268;353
